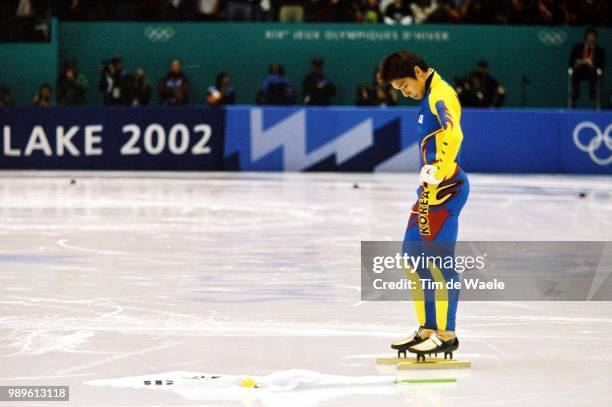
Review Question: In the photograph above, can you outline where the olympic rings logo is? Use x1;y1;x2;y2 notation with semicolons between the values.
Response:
537;30;567;47
144;26;175;42
573;121;612;166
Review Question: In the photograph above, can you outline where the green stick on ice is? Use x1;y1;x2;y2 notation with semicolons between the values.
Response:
394;378;457;384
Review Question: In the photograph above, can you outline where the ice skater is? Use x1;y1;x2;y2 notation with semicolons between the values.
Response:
377;50;469;361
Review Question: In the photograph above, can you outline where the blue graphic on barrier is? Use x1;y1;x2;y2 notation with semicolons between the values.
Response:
223;107;419;172
224;107;612;175
0;107;225;170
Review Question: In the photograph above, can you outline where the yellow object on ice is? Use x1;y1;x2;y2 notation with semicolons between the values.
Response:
240;377;257;388
376;356;471;370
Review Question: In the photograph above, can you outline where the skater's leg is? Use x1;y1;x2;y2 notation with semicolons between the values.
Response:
392;215;437;355
427;217;459;332
402;209;437;330
423;173;469;333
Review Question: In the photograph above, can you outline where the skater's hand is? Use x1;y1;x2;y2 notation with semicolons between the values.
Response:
419;165;442;185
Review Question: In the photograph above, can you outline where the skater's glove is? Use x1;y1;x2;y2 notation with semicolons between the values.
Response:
419;165;442;185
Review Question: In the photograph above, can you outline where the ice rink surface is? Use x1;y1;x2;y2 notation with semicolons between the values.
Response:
1;171;611;406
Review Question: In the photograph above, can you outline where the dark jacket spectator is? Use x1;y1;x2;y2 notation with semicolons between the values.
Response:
56;58;88;106
253;0;276;21
427;0;462;23
384;0;413;24
256;64;296;105
500;0;536;25
455;61;506;108
356;68;399;106
33;83;53;106
54;0;90;20
158;59;190;106
125;68;152;106
99;55;129;105
569;29;606;72
574;0;610;26
356;85;373;106
357;0;383;23
357;84;399;106
1;0;51;41
0;87;14;107
302;58;336;106
458;0;495;24
308;0;354;22
225;0;255;21
568;28;606;106
207;72;235;106
371;84;399;106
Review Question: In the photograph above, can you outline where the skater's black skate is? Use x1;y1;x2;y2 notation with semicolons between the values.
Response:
391;326;433;358
407;333;459;362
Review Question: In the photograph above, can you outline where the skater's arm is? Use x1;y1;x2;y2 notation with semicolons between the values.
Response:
429;87;463;181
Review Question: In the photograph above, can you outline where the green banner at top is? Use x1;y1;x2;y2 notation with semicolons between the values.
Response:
6;23;606;107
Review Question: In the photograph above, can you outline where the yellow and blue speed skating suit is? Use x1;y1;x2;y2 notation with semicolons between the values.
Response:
402;71;469;332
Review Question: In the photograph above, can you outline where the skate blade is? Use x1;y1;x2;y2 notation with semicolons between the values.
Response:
376;357;471;370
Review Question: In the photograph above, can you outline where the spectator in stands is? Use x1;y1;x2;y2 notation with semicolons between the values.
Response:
355;68;399;106
371;84;399;106
0;87;14;107
165;0;195;20
355;85;373;106
2;0;51;41
454;60;506;108
55;0;89;20
356;0;383;23
206;72;235;106
308;0;354;22
99;55;128;105
279;0;305;22
384;0;412;25
534;0;556;25
18;1;51;21
500;0;535;25
372;73;399;106
32;83;53;106
158;58;190;106
46;0;612;24
558;0;579;26
56;58;88;106
302;57;336;105
256;64;296;105
225;0;255;21
253;0;276;21
427;0;462;23
569;27;606;107
568;0;605;26
193;0;222;20
458;0;495;24
410;0;439;24
125;68;152;106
